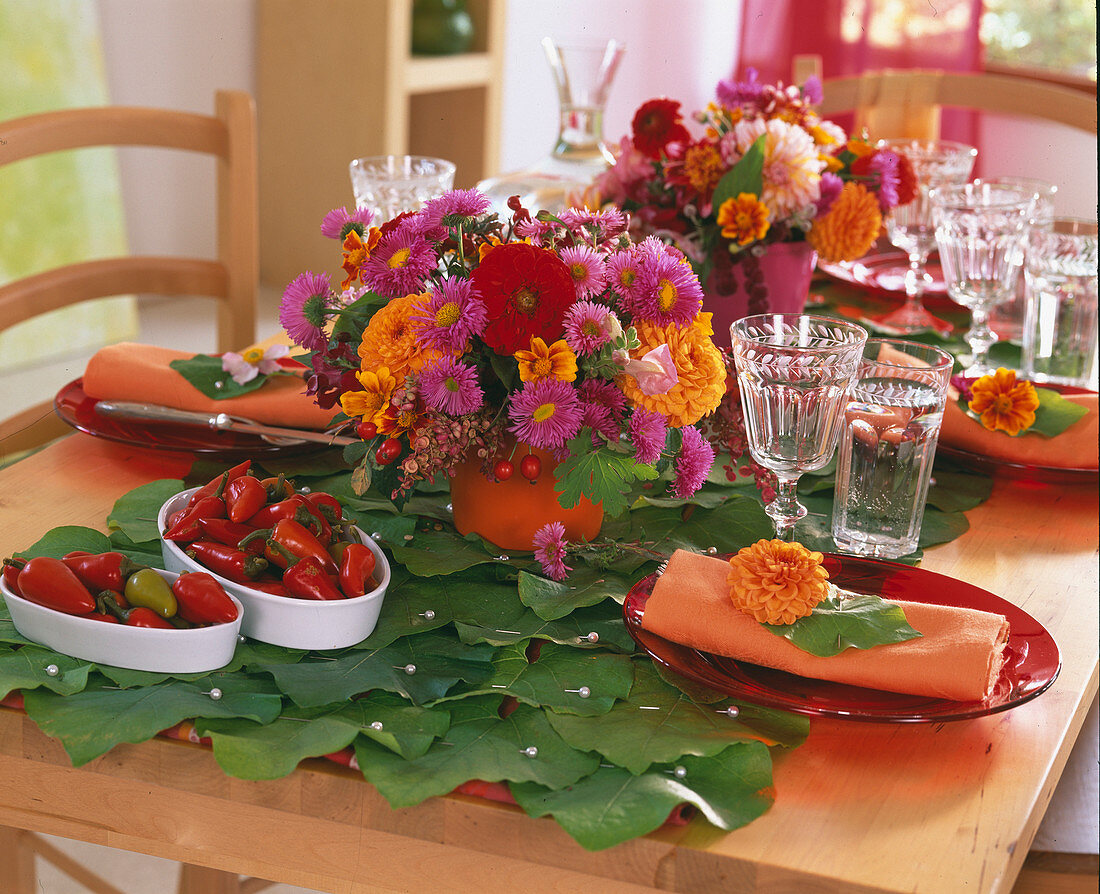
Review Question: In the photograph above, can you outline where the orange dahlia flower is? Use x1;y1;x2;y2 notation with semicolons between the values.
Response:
807;181;882;263
620;313;725;427
967;368;1040;436
357;292;433;380
716;193;770;245
727;539;831;625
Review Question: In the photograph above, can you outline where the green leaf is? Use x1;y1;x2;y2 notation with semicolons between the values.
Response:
511;742;775;850
15;526;112;559
259;631;496;707
546;660;808;774
23;675;283;766
1027;386;1090;437
0;647;92;699
517;566;634;621
453;599;636;653
711;134;766;211
352;698;600;808
762;590;922;657
334;692;451;759
925;468;993;513
388;530;496;576
106;478;185;545
169;354;294;400
554;444;658;518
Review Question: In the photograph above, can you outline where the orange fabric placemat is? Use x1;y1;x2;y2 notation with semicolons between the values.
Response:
83;343;337;431
640;550;1010;702
939;391;1098;469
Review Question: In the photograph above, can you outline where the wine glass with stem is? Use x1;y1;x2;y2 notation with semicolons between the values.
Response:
931;181;1036;376
731;314;868;541
878;139;978;338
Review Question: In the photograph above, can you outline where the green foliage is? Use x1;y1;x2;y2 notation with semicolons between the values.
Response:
106;479;185;545
554;439;659;517
761;591;922;657
168;354;295;400
711;134;766;211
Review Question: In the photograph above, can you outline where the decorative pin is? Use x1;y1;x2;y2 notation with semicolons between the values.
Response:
214;380;224;390
490;684;508;689
204;688;223;700
494;555;510;562
371;532;382;541
638;705;661;711
237;634;247;643
717;705;740;719
577;632;599;644
495;629;523;636
520;746;539;758
564;686;591;699
369;721;384;731
418;609;436;621
44;664;60;677
393;663;416;675
665;765;688;779
706;546;718;555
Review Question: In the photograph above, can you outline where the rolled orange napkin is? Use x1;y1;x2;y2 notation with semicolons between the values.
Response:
940;391;1098;469
83;343;337;430
640;550;1010;702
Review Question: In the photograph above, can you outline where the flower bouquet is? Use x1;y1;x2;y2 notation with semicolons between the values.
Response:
591;69;915;315
279;190;727;557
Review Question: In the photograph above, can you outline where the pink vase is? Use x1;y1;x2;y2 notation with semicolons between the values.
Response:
702;241;818;345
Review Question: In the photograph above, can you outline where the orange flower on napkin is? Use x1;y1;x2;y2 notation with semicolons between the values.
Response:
967;368;1040;436
727;540;830;624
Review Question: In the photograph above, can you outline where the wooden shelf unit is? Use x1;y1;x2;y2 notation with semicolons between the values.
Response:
257;0;505;289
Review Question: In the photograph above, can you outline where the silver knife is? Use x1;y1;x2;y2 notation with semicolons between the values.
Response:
94;400;359;447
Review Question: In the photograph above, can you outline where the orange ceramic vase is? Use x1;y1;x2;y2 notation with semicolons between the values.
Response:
449;443;604;551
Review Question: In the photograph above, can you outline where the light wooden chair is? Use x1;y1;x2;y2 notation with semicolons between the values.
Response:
793;54;1097;140
0;89;259;456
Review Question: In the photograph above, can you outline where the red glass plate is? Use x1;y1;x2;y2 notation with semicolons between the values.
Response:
818;247;960;311
54;378;330;460
936;385;1098;484
624;554;1060;723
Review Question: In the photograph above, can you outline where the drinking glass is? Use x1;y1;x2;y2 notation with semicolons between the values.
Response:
831;339;954;559
349;155;456;222
932;182;1035;376
731;314;869;541
1023;218;1098;387
878;139;978;337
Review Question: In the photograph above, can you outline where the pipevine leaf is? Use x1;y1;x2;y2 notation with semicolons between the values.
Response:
517;566;634;620
545;660;808;774
388;529;497;576
169;354;294;399
511;741;775;851
352;697;600;808
335;692;451;759
106;529;167;565
762;590;922;657
23;675;283;766
0;647;92;699
453;599;635;652
925;469;993;513
14;526;113;560
0;601;34;647
95;652;249;688
435;642;634;716
260;631;496;707
106;478;185;544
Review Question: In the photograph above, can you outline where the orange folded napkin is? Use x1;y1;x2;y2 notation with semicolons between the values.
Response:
939;391;1099;469
83;343;337;430
641;550;1010;702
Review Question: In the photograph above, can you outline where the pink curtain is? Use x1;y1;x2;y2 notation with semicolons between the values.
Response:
737;0;983;144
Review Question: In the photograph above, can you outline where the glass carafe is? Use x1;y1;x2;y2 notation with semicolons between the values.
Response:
478;37;624;216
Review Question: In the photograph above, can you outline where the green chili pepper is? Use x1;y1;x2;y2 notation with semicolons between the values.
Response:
123;569;178;619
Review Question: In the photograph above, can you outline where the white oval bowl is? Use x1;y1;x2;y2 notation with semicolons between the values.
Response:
0;567;243;674
159;487;391;650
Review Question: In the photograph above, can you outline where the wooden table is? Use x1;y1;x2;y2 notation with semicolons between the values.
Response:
0;434;1096;894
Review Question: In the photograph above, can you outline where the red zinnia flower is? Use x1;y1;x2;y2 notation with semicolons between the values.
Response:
471;242;576;355
631;98;691;158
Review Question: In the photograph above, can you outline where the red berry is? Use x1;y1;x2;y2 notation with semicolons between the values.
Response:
356;420;378;440
494;459;514;481
519;454;542;482
376;438;402;465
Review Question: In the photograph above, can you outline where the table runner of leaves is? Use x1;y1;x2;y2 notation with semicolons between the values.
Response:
0;452;992;850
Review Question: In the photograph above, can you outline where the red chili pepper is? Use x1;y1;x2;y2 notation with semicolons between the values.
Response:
85;612;120;624
186;460;251;508
248;495;325;536
255;519;337;573
186;541;269;583
246;578;293;598
61;551;147;593
172;571;239;625
197;517;264;553
2;559;24;596
224;475;268;524
126;607;176;629
338;542;377;598
282;555;345;601
164;494;227;543
15;557;96;615
303;490;343;524
260;474;295;502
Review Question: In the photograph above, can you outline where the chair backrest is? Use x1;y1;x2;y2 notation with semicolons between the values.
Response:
793;55;1097;140
0;89;258;455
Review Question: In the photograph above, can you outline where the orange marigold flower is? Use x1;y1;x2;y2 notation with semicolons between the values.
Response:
807;181;882;263
341;227;381;290
967;368;1040;436
727;539;831;625
339;367;396;425
682;140;726;196
357;292;435;380
716;193;770;245
515;337;578;383
620;313;725;427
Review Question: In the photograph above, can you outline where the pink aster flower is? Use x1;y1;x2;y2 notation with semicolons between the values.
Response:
421;188;491;228
221;343;290;385
514;217;555;245
559;206;628;242
605;250;643;304
280;271;334;351
578;378;627;425
630;251;703;325
563;300;616;355
321;206;374;240
559;244;607;299
363;227;438;298
411;276;488;353
815;172;844;216
419;357;484;416
508;378;584;451
629;409;667;465
671;425;715;498
532;521;572;581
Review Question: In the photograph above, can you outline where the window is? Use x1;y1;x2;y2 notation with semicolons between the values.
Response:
981;0;1097;85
